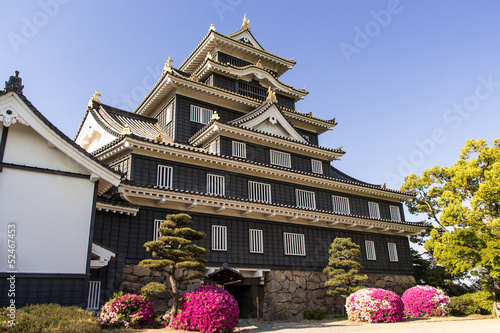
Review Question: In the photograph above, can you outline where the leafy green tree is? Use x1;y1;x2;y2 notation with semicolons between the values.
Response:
139;213;209;318
323;238;368;303
401;139;500;315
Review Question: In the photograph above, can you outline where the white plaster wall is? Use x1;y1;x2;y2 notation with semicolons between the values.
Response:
0;168;94;274
3;124;89;175
75;115;117;153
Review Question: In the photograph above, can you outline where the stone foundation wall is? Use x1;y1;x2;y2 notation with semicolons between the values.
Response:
262;270;416;321
119;264;201;313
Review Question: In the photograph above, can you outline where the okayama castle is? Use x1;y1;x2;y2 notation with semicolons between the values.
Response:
0;16;425;320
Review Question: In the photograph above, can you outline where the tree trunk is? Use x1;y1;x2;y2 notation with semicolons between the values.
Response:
169;273;179;323
491;279;498;318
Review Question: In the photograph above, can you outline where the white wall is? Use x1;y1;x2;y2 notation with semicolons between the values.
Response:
0;167;94;274
75;115;117;153
3;124;89;175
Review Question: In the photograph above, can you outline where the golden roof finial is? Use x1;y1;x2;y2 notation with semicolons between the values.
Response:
266;87;277;104
163;57;174;74
205;52;213;61
209;24;216;32
255;60;263;69
88;90;101;108
156;134;163;143
211;111;220;121
242;13;250;30
191;75;198;82
122;125;132;135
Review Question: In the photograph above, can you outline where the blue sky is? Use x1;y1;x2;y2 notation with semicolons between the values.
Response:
2;0;500;197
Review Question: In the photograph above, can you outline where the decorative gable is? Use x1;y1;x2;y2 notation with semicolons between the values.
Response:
232;103;307;143
229;30;264;50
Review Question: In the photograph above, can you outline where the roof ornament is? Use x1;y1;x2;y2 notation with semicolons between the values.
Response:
211;111;220;121
255;60;263;69
163;57;174;74
241;13;250;30
307;111;313;117
4;71;24;94
122;125;132;135
155;134;163;143
191;75;199;82
88;90;101;109
266;87;277;104
205;52;213;61
381;183;387;189
209;24;216;32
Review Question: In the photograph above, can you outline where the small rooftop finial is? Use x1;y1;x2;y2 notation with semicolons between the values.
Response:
205;52;213;61
163;57;174;74
211;111;220;121
266;87;277;104
255;60;263;69
155;134;163;143
241;13;250;30
209;24;216;32
122;125;132;135
4;70;24;94
88;90;101;108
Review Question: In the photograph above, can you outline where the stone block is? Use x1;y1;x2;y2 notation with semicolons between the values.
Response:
375;280;386;288
121;274;139;283
289;280;299;293
123;265;134;275
267;280;282;293
275;270;287;283
401;276;410;284
296;276;306;289
120;282;141;294
152;271;162;277
140;277;153;285
295;288;307;298
311;273;321;283
306;282;320;290
284;270;293;280
282;279;290;290
274;292;292;303
134;266;151;277
384;275;394;282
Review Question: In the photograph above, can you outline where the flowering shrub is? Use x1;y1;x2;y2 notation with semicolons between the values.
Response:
98;293;155;329
402;286;450;317
345;288;404;323
171;285;239;333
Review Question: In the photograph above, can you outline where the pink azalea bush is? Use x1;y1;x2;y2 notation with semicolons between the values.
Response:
345;288;404;323
402;285;450;317
171;285;239;333
98;293;155;329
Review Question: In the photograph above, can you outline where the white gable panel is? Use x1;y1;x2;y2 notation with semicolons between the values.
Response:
3;124;89;175
0;168;94;274
75;113;118;153
230;30;263;50
241;104;308;143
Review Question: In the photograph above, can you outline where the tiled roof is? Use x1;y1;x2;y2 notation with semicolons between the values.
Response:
121;179;425;228
0;89;122;177
89;103;170;142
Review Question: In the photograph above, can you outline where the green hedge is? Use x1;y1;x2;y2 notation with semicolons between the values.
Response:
449;292;493;316
0;304;100;333
303;308;327;320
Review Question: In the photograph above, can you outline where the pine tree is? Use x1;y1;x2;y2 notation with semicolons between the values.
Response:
139;213;209;318
323;237;368;301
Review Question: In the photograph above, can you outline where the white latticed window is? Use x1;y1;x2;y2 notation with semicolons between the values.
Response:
249;229;263;253
311;159;323;174
208;140;218;154
157;165;173;188
390;205;401;221
270;150;291;168
190;105;213;124
332;195;350;214
388;243;399;262
248;181;272;203
365;240;377;260
296;189;316;209
207;174;225;196
87;281;101;310
284;232;306;256
368;202;380;219
165;104;173;124
212;225;227;251
232;141;246;158
153;219;164;241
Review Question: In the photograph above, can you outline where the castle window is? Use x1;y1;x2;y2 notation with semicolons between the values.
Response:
190;105;213;124
248;181;272;203
388;243;399;262
390;205;401;221
208;140;218;154
249;229;263;253
232;141;246;158
270;150;291;168
311;159;323;174
87;281;101;310
212;225;227;251
284;232;306;256
153;219;164;241
368;202;380;219
207;174;225;196
365;240;377;260
332;195;350;214
296;189;316;209
157;165;173;188
165;104;173;124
